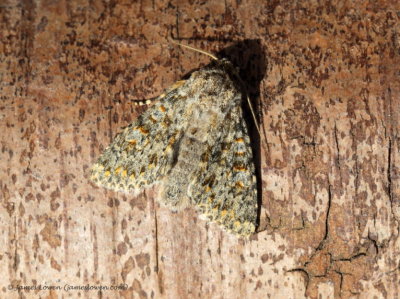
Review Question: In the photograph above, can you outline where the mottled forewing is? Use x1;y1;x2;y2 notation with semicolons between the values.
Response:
190;105;258;236
90;83;186;192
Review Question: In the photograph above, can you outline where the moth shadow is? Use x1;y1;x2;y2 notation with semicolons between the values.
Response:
217;40;267;233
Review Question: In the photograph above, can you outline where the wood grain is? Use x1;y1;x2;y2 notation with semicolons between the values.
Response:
1;1;399;298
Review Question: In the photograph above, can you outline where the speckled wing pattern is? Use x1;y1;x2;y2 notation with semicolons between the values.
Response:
190;105;257;236
90;81;187;192
90;59;258;236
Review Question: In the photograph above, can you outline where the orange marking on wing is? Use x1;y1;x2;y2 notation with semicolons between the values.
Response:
165;136;176;151
149;115;157;123
235;181;244;188
220;210;228;217
168;136;176;145
235;137;244;143
233;165;247;171
138;126;149;134
235;151;245;156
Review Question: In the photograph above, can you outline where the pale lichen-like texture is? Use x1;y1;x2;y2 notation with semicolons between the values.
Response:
0;1;399;299
90;59;258;236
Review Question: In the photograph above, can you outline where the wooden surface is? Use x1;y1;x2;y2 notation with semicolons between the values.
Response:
1;1;399;298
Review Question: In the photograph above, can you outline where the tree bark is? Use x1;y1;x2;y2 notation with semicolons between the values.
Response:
1;1;399;298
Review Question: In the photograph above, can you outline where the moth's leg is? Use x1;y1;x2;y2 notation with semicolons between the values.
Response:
130;80;186;106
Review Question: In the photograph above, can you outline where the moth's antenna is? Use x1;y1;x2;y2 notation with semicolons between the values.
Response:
246;95;261;137
170;39;218;61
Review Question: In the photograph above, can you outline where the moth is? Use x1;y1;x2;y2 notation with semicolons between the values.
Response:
90;43;259;236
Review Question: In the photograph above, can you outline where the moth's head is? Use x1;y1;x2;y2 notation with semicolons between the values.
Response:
215;58;241;80
216;57;235;70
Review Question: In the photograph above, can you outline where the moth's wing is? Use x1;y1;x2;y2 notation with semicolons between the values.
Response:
190;105;258;236
90;81;186;193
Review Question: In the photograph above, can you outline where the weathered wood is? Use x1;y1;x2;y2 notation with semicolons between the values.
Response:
1;1;399;298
